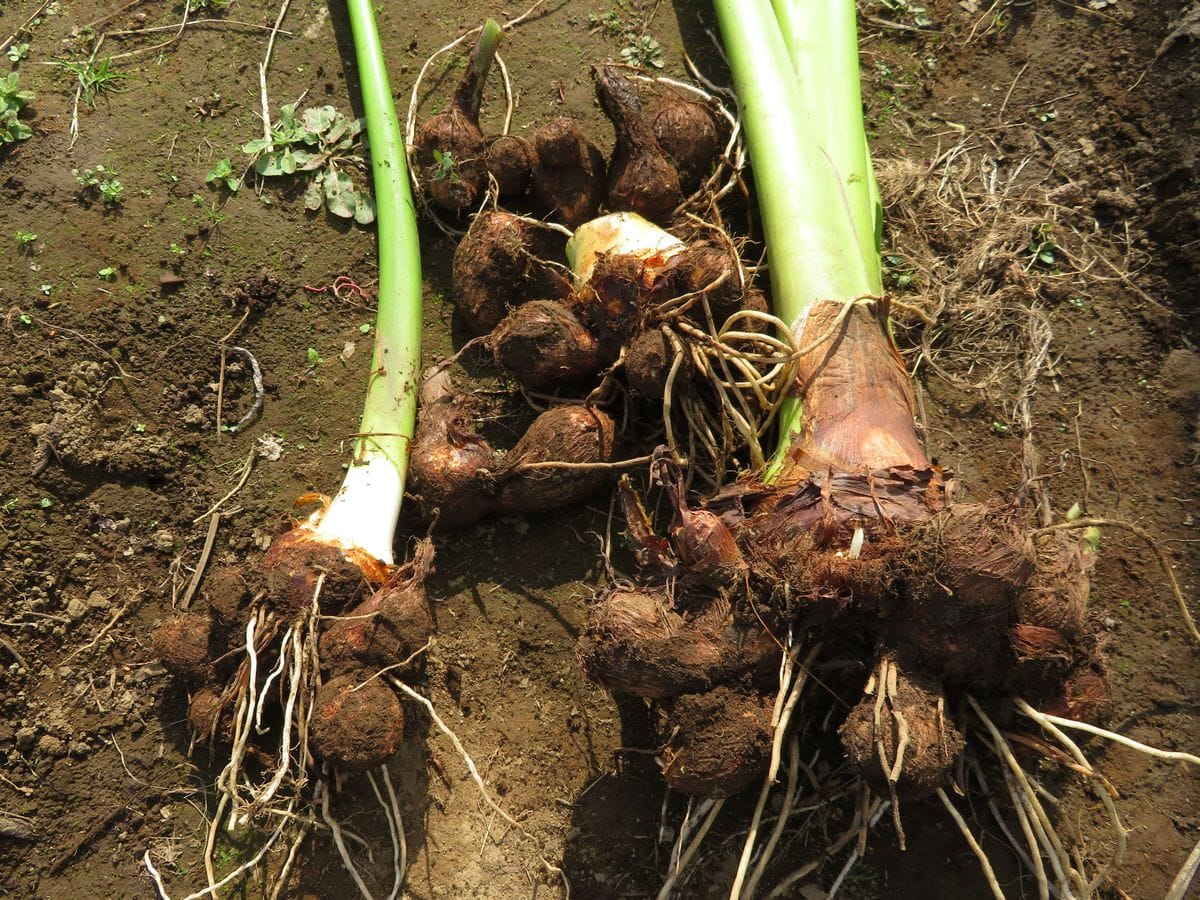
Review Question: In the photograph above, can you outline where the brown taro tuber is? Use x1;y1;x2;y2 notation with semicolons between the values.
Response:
594;65;682;223
408;368;620;528
451;209;566;335
531;117;607;227
650;91;723;194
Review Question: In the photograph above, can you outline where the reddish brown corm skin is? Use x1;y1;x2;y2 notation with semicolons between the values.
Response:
260;527;387;616
310;675;405;772
319;540;436;677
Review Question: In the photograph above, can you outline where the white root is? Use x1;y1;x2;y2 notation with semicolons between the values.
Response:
1014;699;1127;895
656;798;725;900
1015;703;1200;768
387;676;517;827
367;768;405;900
728;644;819;899
969;696;1082;898
318;778;373;900
935;788;1006;900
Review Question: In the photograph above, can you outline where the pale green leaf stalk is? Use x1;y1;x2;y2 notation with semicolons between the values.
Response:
309;0;424;565
712;0;878;477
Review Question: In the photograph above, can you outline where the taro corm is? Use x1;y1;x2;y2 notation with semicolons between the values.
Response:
408;367;618;529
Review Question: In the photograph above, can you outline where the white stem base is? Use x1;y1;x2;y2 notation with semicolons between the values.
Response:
309;453;403;566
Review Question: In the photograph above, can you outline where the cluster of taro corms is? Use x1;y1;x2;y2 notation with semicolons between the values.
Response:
406;48;770;529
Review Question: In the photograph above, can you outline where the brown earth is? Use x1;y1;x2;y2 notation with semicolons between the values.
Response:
0;0;1198;898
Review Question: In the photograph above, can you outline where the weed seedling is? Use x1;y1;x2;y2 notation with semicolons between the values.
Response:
430;148;458;182
7;43;30;63
98;265;117;280
15;229;37;248
205;157;241;192
74;164;123;206
1026;222;1057;269
241;103;376;224
621;34;664;68
47;55;130;107
0;73;34;146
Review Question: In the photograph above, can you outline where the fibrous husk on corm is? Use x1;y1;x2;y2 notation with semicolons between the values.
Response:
319;540;436;677
490;299;608;390
451;209;565;335
493;405;619;513
595;65;681;223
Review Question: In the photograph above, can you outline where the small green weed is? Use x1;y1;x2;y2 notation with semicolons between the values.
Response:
15;229;37;248
879;0;934;28
883;254;915;289
47;55;130;107
7;43;30;63
0;73;34;146
1026;222;1057;269
241;103;375;224
73;164;123;206
430;148;458;182
191;193;228;228
205;157;240;192
589;4;664;68
98;265;117;280
621;34;664;69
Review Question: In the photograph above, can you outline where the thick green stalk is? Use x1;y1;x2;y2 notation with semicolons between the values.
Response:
712;0;877;476
317;0;422;563
771;0;882;285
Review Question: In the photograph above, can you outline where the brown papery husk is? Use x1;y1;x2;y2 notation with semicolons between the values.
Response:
408;369;498;529
485;134;535;198
651;93;722;194
310;674;405;773
490;299;609;390
661;683;774;798
839;659;965;800
886;503;1036;690
576;252;658;339
319;540;435;678
577;587;780;700
595;65;681;223
531;117;606;227
492;405;618;514
651;243;741;324
261;528;387;617
791;299;929;473
452;210;564;335
153;612;215;684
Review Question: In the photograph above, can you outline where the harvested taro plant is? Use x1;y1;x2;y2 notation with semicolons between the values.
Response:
577;1;1200;897
147;2;431;895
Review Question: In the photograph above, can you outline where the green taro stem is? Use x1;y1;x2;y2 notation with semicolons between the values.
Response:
712;0;881;479
345;0;423;493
